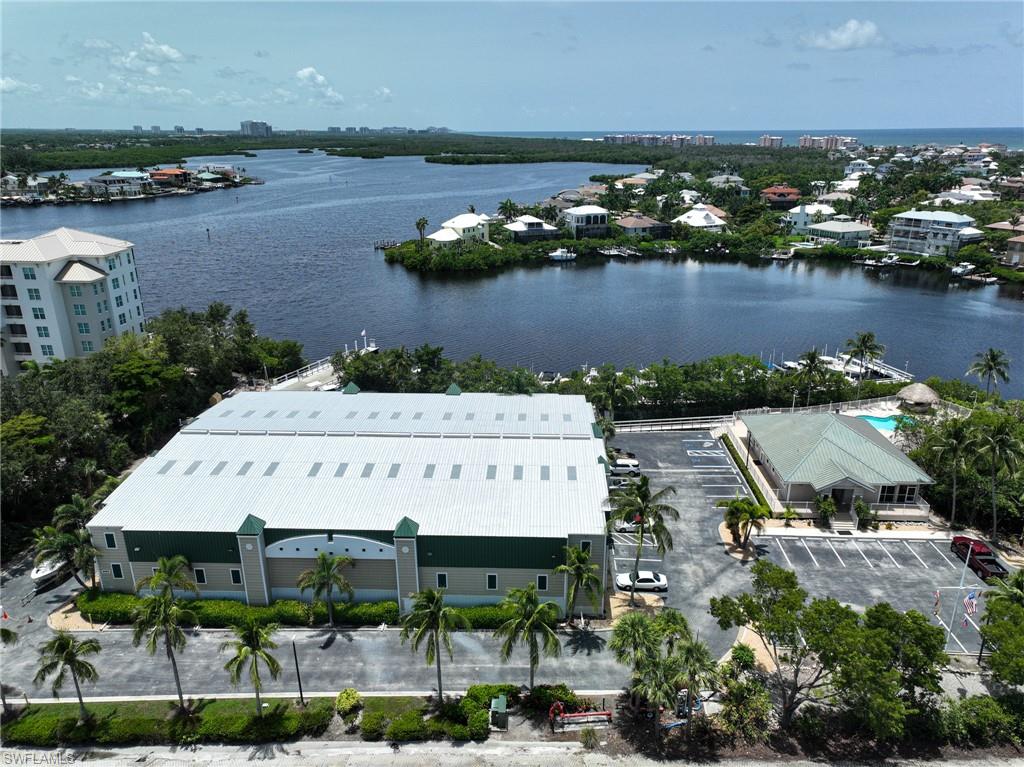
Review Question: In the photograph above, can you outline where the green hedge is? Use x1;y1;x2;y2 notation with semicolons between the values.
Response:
1;698;332;747
721;435;769;508
360;686;518;743
451;604;555;630
75;592;399;628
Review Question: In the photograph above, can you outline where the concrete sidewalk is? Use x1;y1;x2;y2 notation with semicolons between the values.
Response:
755;526;953;541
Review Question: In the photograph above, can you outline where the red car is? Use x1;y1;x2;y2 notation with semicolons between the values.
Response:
950;536;1009;580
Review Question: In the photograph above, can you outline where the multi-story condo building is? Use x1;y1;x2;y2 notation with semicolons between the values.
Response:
1;228;146;375
150;125;161;133
174;125;185;134
132;125;143;134
758;134;783;148
240;120;273;138
798;134;859;150
886;210;984;257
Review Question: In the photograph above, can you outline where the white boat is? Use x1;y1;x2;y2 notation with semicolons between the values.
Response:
880;254;901;266
548;247;577;262
31;557;68;585
863;259;881;267
951;262;976;276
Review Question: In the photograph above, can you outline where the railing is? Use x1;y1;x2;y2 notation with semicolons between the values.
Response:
735;395;901;417
613;414;735;432
720;424;785;514
272;356;333;386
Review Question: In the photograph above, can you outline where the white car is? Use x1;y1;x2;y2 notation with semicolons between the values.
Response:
609;458;640;476
615;570;668;592
614;517;641;533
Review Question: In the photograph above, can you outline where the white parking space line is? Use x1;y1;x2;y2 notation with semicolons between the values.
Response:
701;484;743;488
826;539;846;567
852;540;875;568
706;494;749;499
934;616;969;653
878;542;902;568
613;557;662;564
904;541;929;569
776;539;794;568
929;541;959;570
801;539;820;568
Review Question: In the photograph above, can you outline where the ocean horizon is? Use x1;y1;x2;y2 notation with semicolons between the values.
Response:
471;127;1024;150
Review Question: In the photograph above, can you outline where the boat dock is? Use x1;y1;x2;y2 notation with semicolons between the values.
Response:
373;240;400;250
271;338;379;391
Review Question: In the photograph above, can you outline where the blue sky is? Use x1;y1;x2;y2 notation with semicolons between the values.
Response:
2;1;1021;131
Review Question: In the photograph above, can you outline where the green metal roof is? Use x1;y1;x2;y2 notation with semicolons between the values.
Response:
342;382;361;394
445;383;462;396
237;514;266;536
743;413;932;491
591;422;603;438
394;516;419;538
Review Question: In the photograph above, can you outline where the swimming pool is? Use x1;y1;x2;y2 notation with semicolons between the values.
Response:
857;414;914;433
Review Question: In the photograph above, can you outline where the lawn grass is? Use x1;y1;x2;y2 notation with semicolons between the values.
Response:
362;696;428;718
1;696;333;747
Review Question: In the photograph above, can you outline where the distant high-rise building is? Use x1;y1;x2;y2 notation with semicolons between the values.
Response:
799;134;859;150
345;127;357;134
150;125;161;133
132;125;144;134
240;120;273;138
758;134;783;148
358;126;371;134
694;134;715;146
195;128;204;135
327;126;341;133
173;125;185;134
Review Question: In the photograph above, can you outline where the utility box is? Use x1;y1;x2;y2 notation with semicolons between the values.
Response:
490;694;508;731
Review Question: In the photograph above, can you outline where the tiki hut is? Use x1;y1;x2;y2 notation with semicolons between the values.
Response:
897;382;940;412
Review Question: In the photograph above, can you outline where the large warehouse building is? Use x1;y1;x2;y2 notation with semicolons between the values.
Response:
87;389;609;615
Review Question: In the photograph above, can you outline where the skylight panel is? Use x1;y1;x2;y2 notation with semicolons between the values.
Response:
540;413;549;422
308;462;323;477
388;463;401;478
237;461;254;476
368;411;379;419
264;410;277;418
563;413;572;422
361;462;375;478
495;413;504;421
309;410;321;418
287;411;299;419
567;466;577;480
424;464;436;478
263;462;279;476
211;461;228;476
219;410;234;418
346;411;357;419
513;465;524;480
390;412;402;420
442;412;453;421
517;413;527;422
465;412;474;421
450;464;462;479
184;460;202;475
540;465;550;480
334;462;349;477
486;465;497;479
158;460;176;475
242;410;255;418
413;412;423;420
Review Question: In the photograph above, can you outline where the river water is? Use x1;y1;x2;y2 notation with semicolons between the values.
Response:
2;150;1021;396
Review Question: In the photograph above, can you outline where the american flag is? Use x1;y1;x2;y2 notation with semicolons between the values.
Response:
963;591;978;616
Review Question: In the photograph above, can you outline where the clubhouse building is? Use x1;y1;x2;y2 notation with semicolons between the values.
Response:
87;389;609;615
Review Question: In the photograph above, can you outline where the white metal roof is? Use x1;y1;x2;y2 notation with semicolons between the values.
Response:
894;210;975;224
426;228;460;242
54;260;108;283
564;205;608;216
788;203;835;216
0;228;133;263
441;213;489;229
809;220;872;233
673;204;725;228
90;391;608;538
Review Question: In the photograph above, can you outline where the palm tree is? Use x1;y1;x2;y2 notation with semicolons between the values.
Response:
986;569;1024;609
399;588;470;701
135;554;198;598
931;417;976;528
798;348;829;405
554;546;603;621
608;611;662;674
967;348;1011;396
131;593;197;711
498;198;519;222
607;476;679;606
33;526;94;588
717;495;746;546
978;418;1024;540
296;552;354;626
671;635;718;729
495;583;561;690
34;631;101;723
715;497;770;548
75;459;107;497
53;494;93;532
415;217;428;250
220;620;281;717
654;608;691;656
1;626;17;713
844;331;886;397
632;653;678;742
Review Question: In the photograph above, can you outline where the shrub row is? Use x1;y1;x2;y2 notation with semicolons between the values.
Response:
359;685;521;743
1;698;333;747
75;592;400;628
76;592;550;630
720;435;769;508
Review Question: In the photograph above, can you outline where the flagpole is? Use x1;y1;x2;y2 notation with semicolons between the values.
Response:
945;546;972;650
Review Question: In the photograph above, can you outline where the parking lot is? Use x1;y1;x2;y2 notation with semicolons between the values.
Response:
609;430;990;657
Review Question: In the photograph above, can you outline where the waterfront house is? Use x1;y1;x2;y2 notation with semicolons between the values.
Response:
1;174;52;199
995;177;1024;200
0;228;146;375
672;204;727;233
844;159;875;176
807;220;872;248
707;174;750;197
561;205;609;238
86;390;609;616
886;209;982;257
503;215;559;243
985;219;1024;234
760;185;802;208
425;228;461;247
149;168;194;187
83;171;153;198
818;191;854;204
614;215;670;239
785;203;835;235
196;171;229;186
441;213;492;242
739;413;933;526
1005;235;1024;266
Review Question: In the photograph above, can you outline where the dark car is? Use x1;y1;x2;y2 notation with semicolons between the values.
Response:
950;536;1010;580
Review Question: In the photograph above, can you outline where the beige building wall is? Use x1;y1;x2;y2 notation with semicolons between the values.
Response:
568;533;607;616
131;560;244;597
89;526;133;593
394;538;420;611
417;566;567;612
238;534;271;606
266;556;398;592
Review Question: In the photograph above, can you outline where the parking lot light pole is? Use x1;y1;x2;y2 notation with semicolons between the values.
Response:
292;639;305;707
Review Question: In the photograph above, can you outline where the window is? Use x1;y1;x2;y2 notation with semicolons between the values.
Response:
1;285;17;298
31;307;45;320
13;342;31;354
28;287;41;300
580;540;592;554
104;533;117;548
194;568;207;585
118;313;127;325
92;284;100;295
127;252;132;263
115;295;124;308
487;573;498;590
436;572;448;589
536;575;548;591
41;344;54;357
72;304;86;316
879;486;895;504
99;320;106;332
107;258;116;271
110;563;123;579
0;265;11;278
82;341;94;352
4;306;23;318
69;285;82;297
97;302;103;313
230;569;243;585
77;323;91;335
133;289;138;300
7;323;26;336
36;326;50;338
22;267;36;280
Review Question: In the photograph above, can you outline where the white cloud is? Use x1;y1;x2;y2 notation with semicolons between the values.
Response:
0;76;41;94
103;32;193;76
802;19;882;51
65;73;195;105
373;85;392;102
295;66;344;105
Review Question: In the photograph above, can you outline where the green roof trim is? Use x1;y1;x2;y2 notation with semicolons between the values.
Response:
742;413;933;491
342;382;361;394
237;514;266;536
445;383;462;396
394;516;420;538
591;422;603;438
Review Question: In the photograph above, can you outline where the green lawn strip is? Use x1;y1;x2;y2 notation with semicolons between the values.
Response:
721;434;769;508
1;697;332;747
